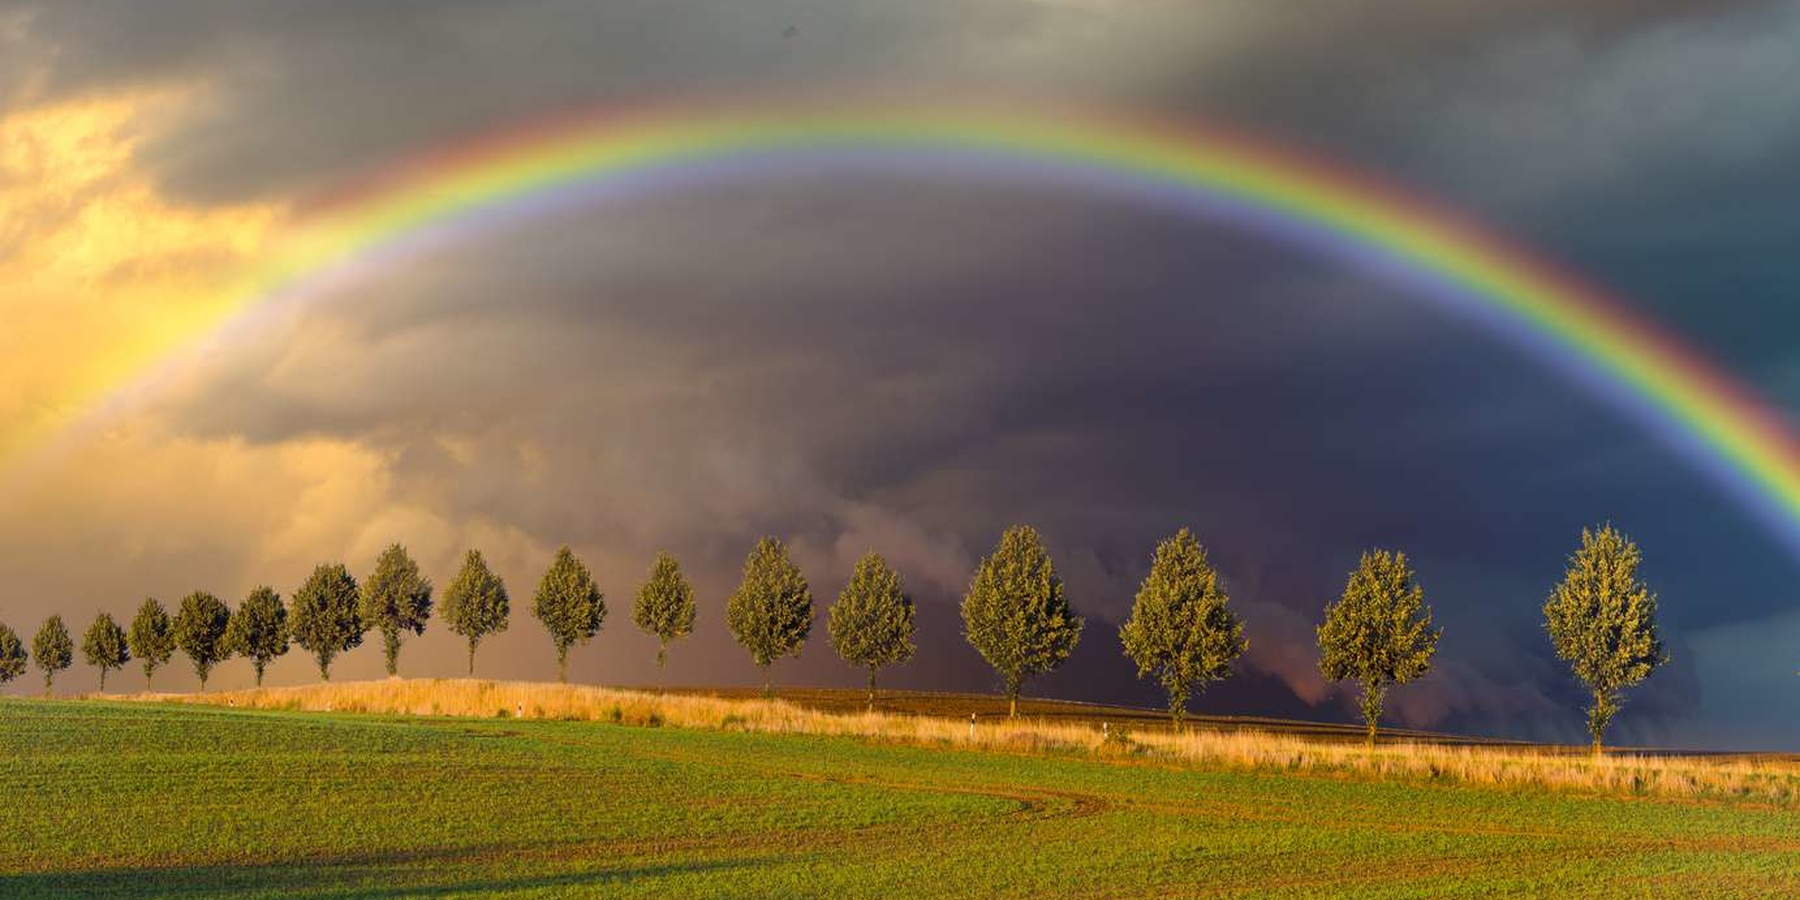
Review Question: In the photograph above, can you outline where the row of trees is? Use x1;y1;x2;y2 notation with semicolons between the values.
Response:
0;524;1666;751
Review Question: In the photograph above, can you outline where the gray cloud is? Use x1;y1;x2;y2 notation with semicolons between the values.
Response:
1368;1;1800;209
2;0;1779;205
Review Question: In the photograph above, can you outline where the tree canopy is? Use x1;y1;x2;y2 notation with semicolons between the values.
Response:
827;550;915;710
291;563;364;680
726;537;813;697
1544;525;1668;753
226;586;289;686
1119;528;1247;727
961;525;1083;716
1317;549;1440;746
0;623;27;686
81;612;130;692
360;543;434;677
532;546;606;682
173;592;232;691
442;549;510;675
128;598;175;690
33;615;73;696
632;551;697;676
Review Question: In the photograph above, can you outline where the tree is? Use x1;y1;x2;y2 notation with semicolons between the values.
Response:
442;549;509;675
632;551;696;683
81;612;130;692
128;598;175;690
291;563;364;680
532;546;606;683
1317;550;1440;747
0;623;27;686
173;592;231;691
360;543;434;677
1119;528;1247;728
960;525;1083;717
1543;525;1669;755
828;550;915;711
32;615;73;697
726;537;814;697
226;586;289;687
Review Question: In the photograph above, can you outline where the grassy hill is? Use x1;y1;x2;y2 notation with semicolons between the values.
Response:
2;687;1796;898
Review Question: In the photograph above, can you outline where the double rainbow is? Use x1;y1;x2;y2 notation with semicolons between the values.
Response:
41;101;1800;556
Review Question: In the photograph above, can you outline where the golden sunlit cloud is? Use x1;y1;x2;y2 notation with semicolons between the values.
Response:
0;416;552;606
0;90;284;465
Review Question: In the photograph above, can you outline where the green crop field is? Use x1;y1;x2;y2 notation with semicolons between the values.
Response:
2;699;1794;899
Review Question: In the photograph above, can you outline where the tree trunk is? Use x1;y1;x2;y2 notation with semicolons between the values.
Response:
43;672;52;698
762;665;774;700
557;649;569;684
1590;688;1608;758
145;666;153;691
99;668;107;692
1360;680;1385;749
657;643;668;692
866;668;877;713
1169;682;1186;731
254;662;265;687
467;641;477;676
384;631;402;678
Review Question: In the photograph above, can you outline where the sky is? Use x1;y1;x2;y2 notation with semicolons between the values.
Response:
1;0;1797;749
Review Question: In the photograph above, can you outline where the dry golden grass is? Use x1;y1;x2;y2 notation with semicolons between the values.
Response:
126;678;1800;805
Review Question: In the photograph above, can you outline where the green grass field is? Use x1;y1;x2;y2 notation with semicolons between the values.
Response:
2;699;1795;899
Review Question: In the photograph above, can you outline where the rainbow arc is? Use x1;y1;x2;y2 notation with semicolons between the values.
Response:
29;101;1800;556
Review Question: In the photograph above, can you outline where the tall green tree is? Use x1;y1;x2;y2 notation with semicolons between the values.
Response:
0;623;27;686
632;551;697;682
828;550;915;711
81;612;130;692
127;598;175;690
532;546;606;683
726;537;814;698
173;592;231;691
226;586;289;687
1120;528;1247;728
961;525;1083;717
32;615;73;697
360;544;434;677
442;549;510;675
1317;550;1440;747
291;563;364;680
1544;525;1669;755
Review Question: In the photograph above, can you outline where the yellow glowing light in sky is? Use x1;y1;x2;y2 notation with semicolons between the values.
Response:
0;91;283;464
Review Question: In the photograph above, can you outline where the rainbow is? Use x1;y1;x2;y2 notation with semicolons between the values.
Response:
34;100;1800;556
